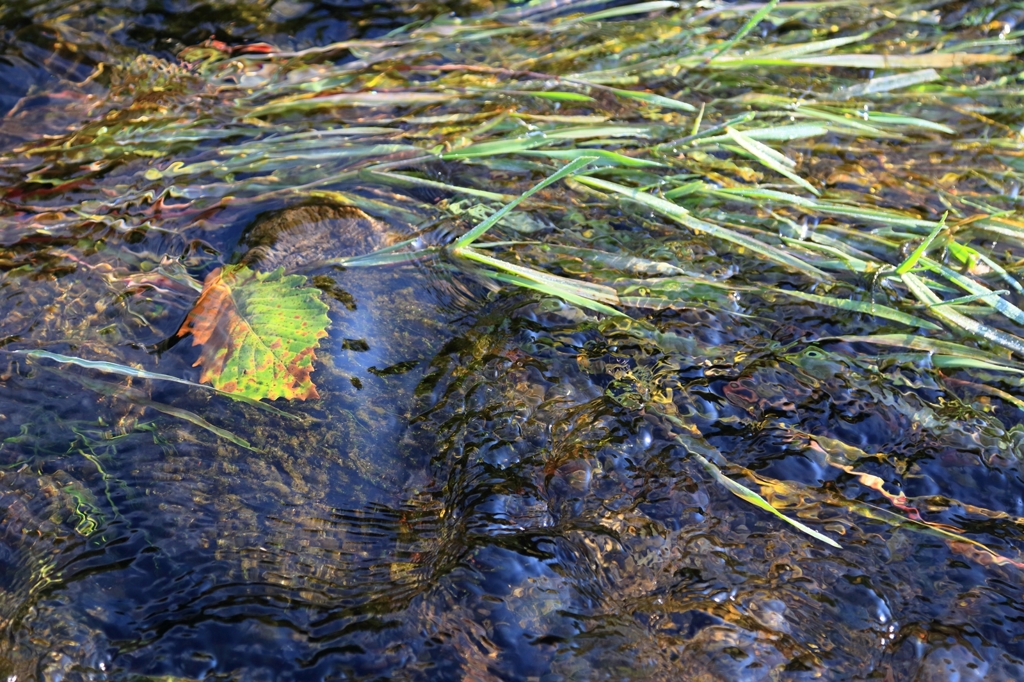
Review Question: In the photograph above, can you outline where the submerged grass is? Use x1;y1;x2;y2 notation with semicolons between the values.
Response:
7;0;1024;557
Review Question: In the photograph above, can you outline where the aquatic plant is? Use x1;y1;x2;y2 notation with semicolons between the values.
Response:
6;0;1024;561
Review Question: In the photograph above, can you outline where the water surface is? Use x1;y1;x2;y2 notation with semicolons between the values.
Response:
3;0;1024;680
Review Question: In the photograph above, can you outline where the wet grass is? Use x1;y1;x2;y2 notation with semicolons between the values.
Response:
6;0;1024;562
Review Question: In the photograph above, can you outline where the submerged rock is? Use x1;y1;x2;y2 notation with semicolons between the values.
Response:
235;203;406;273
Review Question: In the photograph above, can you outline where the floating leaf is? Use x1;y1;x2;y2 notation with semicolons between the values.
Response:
178;265;331;401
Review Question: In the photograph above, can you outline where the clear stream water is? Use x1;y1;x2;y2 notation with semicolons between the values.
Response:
3;1;1024;680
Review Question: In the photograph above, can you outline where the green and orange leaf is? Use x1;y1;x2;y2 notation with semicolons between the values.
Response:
177;265;330;401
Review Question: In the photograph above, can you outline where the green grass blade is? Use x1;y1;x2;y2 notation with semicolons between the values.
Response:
922;257;1024;326
542;244;687;276
946;376;1024;411
453;156;596;248
836;68;942;100
664;180;707;199
441;136;551;159
926;291;1011;308
362;170;515;200
545;126;652;140
250;92;457;117
901;272;1024;356
55;371;259;452
523;148;665;167
605;87;696;112
691;450;840;548
690;102;705;135
574;176;832;281
719;189;831;214
895;214;946;274
863;112;955;134
655;112;756;150
697;124;829;145
483;269;626;317
725;126;819;195
812;202;937;230
502;90;596;102
834;493;1022;567
932;355;1024;375
790;53;1012;69
975;253;1024;295
827;334;1022;366
13;350;305;421
136;398;259;452
302;248;438;270
707;0;781;62
779;238;874;273
758;31;872;59
456;246;620;304
767;289;941;330
567;0;678;22
16;349;206;388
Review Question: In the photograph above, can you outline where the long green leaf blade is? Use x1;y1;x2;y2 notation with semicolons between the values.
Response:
707;0;781;62
725;126;819;195
13;350;305;421
895;214;946;274
768;289;942;330
453;156;596;248
574;176;832;281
